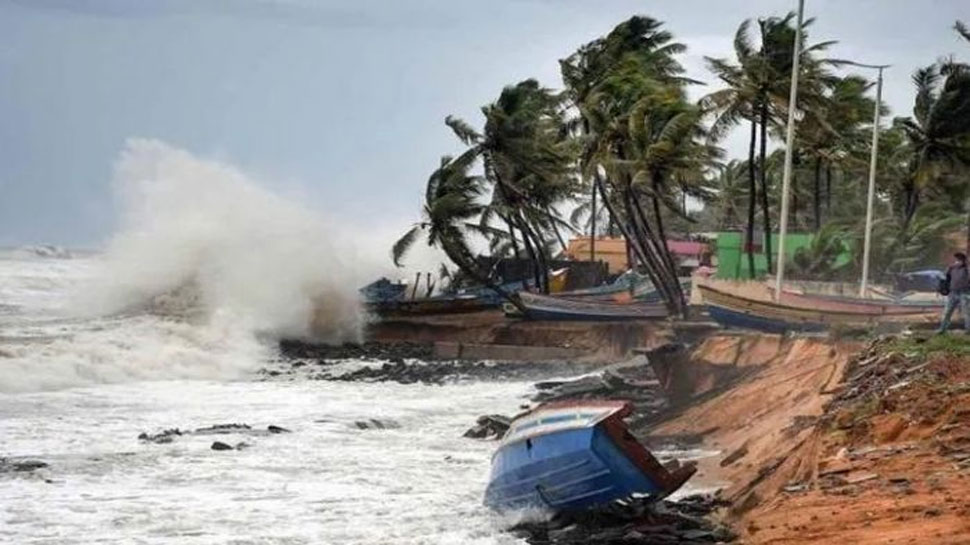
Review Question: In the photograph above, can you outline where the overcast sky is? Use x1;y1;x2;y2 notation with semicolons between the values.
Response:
2;0;968;247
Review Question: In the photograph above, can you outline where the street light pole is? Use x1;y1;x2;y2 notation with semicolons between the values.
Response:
858;64;889;297
773;0;805;301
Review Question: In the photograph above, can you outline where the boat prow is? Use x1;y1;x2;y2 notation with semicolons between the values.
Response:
483;400;695;513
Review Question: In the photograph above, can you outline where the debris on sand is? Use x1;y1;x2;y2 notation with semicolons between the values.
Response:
511;494;735;545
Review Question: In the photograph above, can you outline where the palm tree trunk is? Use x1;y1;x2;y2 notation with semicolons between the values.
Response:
521;214;551;294
502;215;520;257
516;215;543;293
650;175;680;281
813;156;822;231
545;207;568;254
594;174;674;310
746;116;757;279
441;239;526;313
903;181;919;229
590;181;597;261
825;163;832;213
645;186;686;316
626;191;678;313
758;98;772;274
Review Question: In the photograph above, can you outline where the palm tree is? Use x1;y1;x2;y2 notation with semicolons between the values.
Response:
704;13;834;276
896;63;970;228
709;160;752;230
799;75;877;230
562;16;697;314
445;79;577;293
392;154;524;311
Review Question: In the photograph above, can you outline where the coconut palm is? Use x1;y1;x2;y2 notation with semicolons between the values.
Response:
798;75;877;230
704;13;835;275
561;16;690;275
391;154;524;310
895;63;970;227
445;79;577;293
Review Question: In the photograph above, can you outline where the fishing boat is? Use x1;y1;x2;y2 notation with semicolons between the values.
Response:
699;284;939;333
513;291;667;321
774;289;942;314
484;400;696;513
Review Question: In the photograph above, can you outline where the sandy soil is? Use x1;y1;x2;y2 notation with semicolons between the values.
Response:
651;334;970;544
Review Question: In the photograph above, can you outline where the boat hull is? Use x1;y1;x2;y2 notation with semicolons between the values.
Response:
516;292;667;321
485;426;663;511
699;285;939;333
484;401;694;513
777;290;941;314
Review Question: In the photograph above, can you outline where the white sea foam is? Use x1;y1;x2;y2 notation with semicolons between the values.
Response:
85;138;367;341
0;139;372;393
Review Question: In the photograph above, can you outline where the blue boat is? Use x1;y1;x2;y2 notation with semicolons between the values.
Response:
484;401;695;513
511;292;668;322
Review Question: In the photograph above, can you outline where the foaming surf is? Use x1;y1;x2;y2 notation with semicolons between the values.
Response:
1;139;369;393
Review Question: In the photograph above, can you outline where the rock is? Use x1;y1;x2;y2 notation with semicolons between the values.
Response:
463;415;511;439
355;419;401;430
194;423;251;434
267;425;291;434
138;428;182;444
210;441;234;451
0;458;48;473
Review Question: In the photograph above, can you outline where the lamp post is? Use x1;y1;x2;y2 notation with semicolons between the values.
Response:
849;62;890;297
773;0;805;301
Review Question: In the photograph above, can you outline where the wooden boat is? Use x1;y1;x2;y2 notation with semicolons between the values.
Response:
774;289;942;314
484;400;695;512
699;284;940;333
515;291;667;321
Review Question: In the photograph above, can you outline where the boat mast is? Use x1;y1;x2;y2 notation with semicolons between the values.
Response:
858;64;888;297
772;0;805;302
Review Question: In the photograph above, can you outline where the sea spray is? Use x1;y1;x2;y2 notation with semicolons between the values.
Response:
87;138;367;341
0;139;370;392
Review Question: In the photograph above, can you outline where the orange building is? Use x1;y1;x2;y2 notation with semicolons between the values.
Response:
564;236;710;275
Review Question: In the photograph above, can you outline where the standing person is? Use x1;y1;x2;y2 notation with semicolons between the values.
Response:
938;252;970;333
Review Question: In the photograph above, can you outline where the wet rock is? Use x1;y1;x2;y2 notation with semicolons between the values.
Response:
463;415;511;439
279;340;435;363
323;359;598;386
355;419;401;430
210;441;234;451
138;428;182;444
267;425;291;434
194;423;252;434
0;458;48;473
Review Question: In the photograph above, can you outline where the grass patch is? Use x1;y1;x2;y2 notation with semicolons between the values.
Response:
885;334;970;360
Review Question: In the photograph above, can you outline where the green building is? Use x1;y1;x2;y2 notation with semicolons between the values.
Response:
715;231;852;279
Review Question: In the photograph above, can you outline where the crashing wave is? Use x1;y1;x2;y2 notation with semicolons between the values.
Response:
17;245;73;259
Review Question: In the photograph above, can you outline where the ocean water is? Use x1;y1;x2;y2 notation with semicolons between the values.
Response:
0;249;532;544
